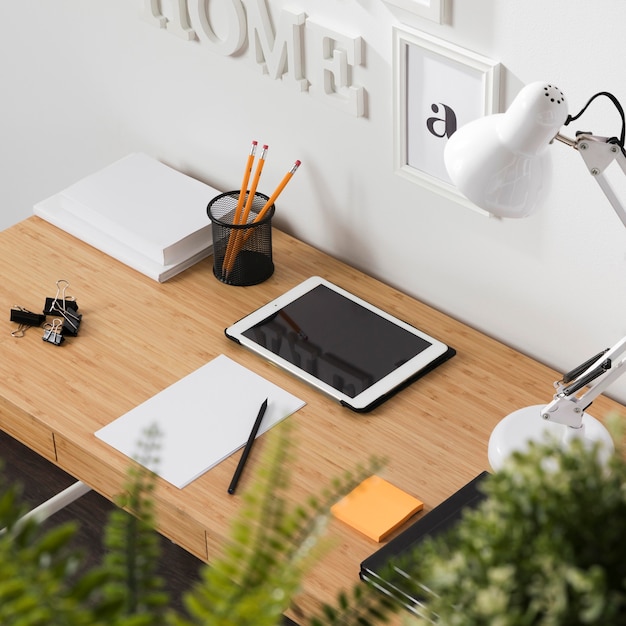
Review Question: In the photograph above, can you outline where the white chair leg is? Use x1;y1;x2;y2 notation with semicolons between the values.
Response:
0;480;91;535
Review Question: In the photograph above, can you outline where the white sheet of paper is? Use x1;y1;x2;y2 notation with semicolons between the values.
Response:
95;355;305;488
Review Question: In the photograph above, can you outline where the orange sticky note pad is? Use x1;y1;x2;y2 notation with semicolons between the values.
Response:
331;475;424;542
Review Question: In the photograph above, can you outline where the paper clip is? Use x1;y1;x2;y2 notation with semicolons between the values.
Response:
44;280;82;336
42;319;65;346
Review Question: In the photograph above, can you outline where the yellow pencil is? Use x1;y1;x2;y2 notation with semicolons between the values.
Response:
223;145;269;276
233;141;257;225
226;158;301;280
222;141;257;277
241;144;268;225
254;160;300;223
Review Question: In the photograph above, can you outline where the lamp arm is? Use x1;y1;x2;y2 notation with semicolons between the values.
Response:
555;132;626;228
541;336;626;428
538;131;626;429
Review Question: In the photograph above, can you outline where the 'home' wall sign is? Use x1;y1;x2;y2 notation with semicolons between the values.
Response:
142;0;366;117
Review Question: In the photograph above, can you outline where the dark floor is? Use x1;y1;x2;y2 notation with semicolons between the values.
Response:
0;429;299;624
0;429;202;615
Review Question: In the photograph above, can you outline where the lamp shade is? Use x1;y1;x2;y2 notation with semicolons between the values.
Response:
444;82;569;217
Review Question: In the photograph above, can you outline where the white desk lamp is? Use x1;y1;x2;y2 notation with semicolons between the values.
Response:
444;81;625;469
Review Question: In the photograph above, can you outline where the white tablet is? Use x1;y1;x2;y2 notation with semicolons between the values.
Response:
225;277;455;412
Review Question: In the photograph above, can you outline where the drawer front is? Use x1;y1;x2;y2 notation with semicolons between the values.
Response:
0;398;56;462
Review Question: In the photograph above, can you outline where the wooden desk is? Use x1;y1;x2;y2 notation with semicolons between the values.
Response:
1;217;624;620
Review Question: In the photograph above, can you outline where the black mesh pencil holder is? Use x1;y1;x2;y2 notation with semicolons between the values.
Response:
207;190;275;286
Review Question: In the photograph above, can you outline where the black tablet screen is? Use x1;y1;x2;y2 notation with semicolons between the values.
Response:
242;284;432;398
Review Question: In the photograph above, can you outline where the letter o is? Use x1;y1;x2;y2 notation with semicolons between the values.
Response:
189;0;246;56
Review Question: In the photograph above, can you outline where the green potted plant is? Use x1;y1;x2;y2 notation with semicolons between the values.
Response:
0;422;393;626
1;417;625;625
372;417;626;626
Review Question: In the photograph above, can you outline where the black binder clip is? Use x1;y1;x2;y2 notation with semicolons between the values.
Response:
44;279;82;336
60;308;82;336
10;306;46;326
10;306;46;337
42;319;65;346
44;279;79;316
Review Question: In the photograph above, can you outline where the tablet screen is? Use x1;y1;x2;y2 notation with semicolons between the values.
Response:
226;277;454;411
241;284;432;399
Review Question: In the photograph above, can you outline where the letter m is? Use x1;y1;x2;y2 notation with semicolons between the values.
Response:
243;0;308;91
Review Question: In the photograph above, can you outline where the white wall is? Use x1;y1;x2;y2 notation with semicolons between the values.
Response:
3;0;626;406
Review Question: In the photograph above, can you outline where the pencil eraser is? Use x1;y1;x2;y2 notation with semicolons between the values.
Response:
295;160;301;166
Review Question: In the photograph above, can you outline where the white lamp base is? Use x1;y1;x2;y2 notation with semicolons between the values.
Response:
488;405;615;471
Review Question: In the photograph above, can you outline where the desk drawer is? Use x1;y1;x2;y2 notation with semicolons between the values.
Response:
0;397;56;462
54;434;209;562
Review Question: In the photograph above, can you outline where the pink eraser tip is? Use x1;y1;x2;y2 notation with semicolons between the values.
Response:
295;160;301;166
252;140;258;145
263;144;269;149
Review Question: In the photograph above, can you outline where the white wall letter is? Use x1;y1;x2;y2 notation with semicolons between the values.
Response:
141;0;196;41
307;20;365;117
189;0;246;55
243;0;307;91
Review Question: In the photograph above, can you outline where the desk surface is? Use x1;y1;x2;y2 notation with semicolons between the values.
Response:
1;216;624;621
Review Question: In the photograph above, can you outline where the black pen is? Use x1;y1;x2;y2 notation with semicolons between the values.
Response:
228;398;268;495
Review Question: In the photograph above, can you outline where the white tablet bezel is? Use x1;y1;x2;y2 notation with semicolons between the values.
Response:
225;276;453;412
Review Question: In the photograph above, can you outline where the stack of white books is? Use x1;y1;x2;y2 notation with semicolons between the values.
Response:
34;152;220;282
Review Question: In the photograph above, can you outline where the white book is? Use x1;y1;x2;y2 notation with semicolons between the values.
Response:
34;193;211;282
34;153;219;280
95;355;306;489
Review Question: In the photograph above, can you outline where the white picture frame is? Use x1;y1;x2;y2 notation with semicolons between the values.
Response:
383;0;444;25
393;28;501;214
